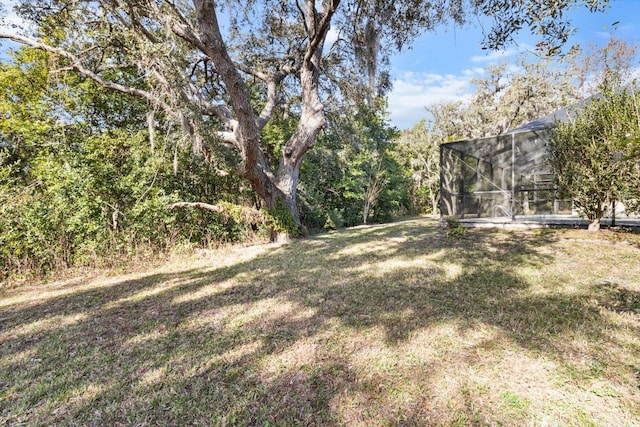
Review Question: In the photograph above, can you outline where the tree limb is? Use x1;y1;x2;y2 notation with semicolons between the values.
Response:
168;202;224;212
193;0;274;190
0;27;240;164
303;0;339;65
0;32;172;112
234;62;299;130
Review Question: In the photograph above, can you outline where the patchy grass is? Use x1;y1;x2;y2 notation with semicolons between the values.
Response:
1;218;639;426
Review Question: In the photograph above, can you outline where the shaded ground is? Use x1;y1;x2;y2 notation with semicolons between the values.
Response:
1;218;639;426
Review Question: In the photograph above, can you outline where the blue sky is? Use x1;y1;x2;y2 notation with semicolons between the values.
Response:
387;0;640;129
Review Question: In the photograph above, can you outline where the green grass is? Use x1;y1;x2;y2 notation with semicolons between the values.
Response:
1;217;640;426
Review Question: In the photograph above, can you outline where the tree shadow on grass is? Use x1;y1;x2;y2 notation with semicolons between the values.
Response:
1;218;639;425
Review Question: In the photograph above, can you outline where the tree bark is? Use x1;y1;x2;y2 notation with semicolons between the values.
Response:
270;0;337;227
431;193;439;216
363;201;370;224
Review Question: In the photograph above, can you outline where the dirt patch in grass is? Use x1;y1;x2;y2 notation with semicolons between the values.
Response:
1;218;639;426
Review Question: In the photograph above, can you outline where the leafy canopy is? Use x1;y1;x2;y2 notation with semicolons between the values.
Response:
549;87;640;229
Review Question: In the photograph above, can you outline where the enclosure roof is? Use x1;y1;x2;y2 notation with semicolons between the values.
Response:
444;98;591;145
440;96;602;171
442;109;562;149
441;120;555;176
504;107;569;134
505;95;603;134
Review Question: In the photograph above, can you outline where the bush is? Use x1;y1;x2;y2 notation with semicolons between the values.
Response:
445;217;467;238
323;209;345;230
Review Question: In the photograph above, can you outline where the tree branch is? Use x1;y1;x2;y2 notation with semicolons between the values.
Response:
168;202;223;212
235;62;299;130
0;32;172;112
193;0;272;185
303;0;339;65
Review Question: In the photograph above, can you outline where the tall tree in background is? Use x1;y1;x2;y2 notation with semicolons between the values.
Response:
428;55;580;141
395;120;441;214
472;57;580;135
334;101;405;225
573;36;639;95
0;0;611;238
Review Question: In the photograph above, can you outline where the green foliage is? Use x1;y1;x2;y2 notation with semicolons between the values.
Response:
260;111;297;165
299;99;411;229
445;217;467;238
0;47;265;279
323;209;345;230
548;87;640;228
394;120;441;214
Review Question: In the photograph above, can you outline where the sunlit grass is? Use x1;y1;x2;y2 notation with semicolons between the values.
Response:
1;218;639;426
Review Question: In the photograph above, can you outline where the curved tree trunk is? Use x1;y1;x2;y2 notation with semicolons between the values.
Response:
269;1;331;234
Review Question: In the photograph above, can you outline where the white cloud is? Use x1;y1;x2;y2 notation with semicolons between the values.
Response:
388;70;480;130
386;43;537;129
325;27;339;46
464;67;485;77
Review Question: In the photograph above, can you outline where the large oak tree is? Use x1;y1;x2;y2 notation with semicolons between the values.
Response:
0;0;610;237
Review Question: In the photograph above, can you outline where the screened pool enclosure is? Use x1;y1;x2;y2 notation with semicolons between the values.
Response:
439;112;572;220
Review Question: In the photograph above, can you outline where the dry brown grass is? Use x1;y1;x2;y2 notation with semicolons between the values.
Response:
1;218;639;426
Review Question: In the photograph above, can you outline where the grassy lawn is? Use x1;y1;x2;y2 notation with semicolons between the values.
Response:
1;217;639;426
